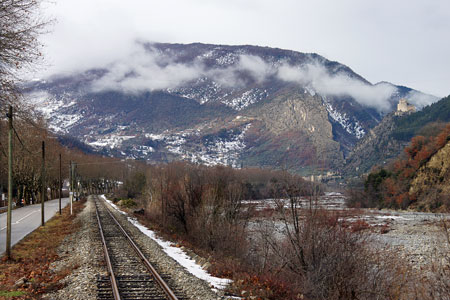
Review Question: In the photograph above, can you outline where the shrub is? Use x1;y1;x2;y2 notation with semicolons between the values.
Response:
118;198;137;208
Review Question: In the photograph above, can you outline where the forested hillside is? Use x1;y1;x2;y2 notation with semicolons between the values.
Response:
393;95;450;140
348;123;450;211
344;96;450;175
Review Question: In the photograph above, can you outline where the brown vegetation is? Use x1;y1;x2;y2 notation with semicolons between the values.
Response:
115;162;450;299
0;199;85;299
348;123;450;210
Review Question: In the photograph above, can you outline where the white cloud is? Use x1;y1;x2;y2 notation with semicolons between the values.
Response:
237;55;276;83
91;45;204;93
405;90;438;108
86;43;420;112
37;0;449;98
277;63;397;111
90;47;278;93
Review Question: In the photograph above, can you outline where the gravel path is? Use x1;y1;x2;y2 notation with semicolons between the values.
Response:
43;195;225;300
43;196;106;300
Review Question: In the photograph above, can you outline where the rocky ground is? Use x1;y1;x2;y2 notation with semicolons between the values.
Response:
42;197;106;300
365;210;449;268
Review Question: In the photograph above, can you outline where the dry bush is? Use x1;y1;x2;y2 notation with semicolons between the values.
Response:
421;218;450;300
248;199;424;299
141;163;254;260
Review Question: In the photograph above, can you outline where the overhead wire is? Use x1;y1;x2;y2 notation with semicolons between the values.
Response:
12;124;41;155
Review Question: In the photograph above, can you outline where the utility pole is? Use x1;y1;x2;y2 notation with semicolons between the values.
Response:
69;161;73;215
59;153;62;215
73;162;77;201
41;141;45;226
6;105;13;259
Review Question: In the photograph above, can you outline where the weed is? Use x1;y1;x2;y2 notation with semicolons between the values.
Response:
0;290;27;297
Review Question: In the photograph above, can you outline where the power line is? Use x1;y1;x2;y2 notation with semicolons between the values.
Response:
12;124;40;155
0;142;7;158
75;160;130;166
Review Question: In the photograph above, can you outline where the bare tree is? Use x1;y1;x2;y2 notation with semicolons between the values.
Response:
0;0;49;105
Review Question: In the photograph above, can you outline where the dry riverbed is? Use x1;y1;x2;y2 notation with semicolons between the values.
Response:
247;192;450;269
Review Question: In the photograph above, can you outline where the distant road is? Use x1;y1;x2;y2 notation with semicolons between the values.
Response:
0;198;70;255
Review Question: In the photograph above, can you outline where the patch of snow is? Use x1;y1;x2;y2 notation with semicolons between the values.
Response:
183;124;251;167
325;192;343;196
101;195;126;215
101;195;231;290
128;218;232;289
324;101;365;139
221;89;268;110
26;90;86;133
305;86;316;96
216;52;238;66
168;78;224;104
145;133;165;140
49;113;83;133
88;135;135;149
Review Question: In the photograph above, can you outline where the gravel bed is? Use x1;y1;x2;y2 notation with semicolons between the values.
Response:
105;199;225;300
369;210;449;268
43;196;107;300
43;195;227;300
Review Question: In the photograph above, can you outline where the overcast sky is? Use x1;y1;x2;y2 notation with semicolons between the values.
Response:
40;0;450;98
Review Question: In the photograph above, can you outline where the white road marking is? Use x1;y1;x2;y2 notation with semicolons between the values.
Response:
0;209;40;231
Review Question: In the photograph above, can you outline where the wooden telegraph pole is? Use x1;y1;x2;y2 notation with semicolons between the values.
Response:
6;105;13;259
69;161;73;215
59;153;62;215
41;141;45;226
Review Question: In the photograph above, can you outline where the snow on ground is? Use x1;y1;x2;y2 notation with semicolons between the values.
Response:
27;91;83;133
144;124;250;167
128;218;231;290
101;195;231;290
324;101;365;139
183;124;251;167
49;113;83;133
88;135;135;149
221;89;268;111
168;78;224;104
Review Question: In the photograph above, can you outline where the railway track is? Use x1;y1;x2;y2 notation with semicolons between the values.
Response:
94;196;184;300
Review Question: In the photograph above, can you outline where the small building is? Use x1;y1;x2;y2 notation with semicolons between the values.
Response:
395;98;416;116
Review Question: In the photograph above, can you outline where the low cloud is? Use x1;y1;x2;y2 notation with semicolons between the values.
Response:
238;55;276;83
277;63;397;111
91;45;204;93
88;43;436;112
405;90;438;108
91;44;271;93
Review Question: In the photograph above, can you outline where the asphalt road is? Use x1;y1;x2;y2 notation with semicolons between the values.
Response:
0;198;70;255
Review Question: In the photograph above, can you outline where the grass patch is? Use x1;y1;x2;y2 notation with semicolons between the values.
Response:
0;290;27;297
118;198;137;208
0;199;86;299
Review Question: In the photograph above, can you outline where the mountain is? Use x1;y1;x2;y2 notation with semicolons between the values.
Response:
25;42;438;174
344;96;450;176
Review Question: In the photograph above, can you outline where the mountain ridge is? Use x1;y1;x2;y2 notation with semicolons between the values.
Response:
25;42;439;174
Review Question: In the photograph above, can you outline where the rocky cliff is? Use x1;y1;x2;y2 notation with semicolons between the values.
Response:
344;96;450;176
343;113;408;175
410;140;450;211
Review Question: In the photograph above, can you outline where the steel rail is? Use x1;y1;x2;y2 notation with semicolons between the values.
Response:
99;197;180;300
95;201;121;300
